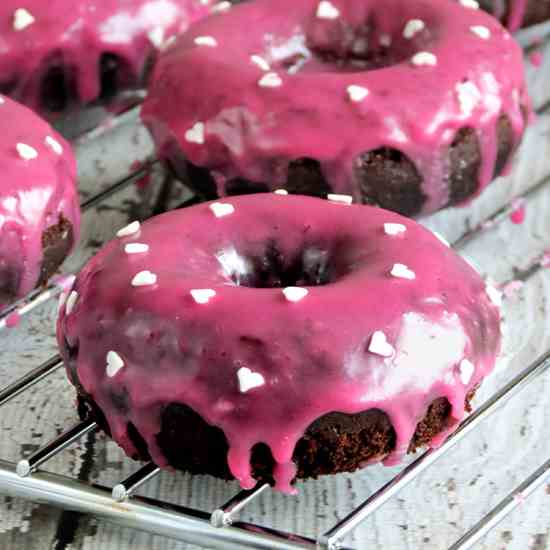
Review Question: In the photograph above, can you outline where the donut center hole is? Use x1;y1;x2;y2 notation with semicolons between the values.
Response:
218;242;344;288
275;20;417;74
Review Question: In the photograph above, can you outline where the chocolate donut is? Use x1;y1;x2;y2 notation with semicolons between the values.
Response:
476;0;550;30
141;0;529;218
0;0;212;116
0;95;79;304
58;194;501;492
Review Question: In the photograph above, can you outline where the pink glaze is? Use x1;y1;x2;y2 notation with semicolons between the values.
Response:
57;194;501;492
509;198;526;224
0;95;79;301
0;0;212;114
142;0;529;217
529;51;543;67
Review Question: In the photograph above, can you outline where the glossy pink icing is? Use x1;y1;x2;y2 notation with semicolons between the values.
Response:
142;0;529;217
0;0;212;114
0;94;79;301
57;194;501;492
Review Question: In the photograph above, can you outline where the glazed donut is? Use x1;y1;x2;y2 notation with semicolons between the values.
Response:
141;0;529;218
0;0;212;116
58;194;501;492
476;0;550;30
0;95;79;304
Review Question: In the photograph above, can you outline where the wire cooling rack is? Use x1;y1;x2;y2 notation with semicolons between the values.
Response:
1;28;550;550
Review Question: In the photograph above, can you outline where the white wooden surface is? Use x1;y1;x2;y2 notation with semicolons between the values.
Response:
1;29;550;550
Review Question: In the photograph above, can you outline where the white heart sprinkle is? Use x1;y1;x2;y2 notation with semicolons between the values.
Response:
194;35;218;47
316;0;340;19
346;85;369;103
190;288;216;304
211;1;231;13
274;189;288;195
390;263;416;280
0;97;4;104
65;291;78;316
327;193;353;205
486;285;503;308
282;287;309;302
403;19;425;39
459;0;479;8
147;27;165;49
45;135;63;155
131;270;157;287
13;8;35;31
411;51;437;67
117;221;140;238
470;25;491;39
384;223;407;236
185;122;205;145
368;331;395;357
209;202;235;217
456;81;481;117
125;243;149;254
237;367;265;393
459;359;475;385
258;72;282;88
16;143;38;160
106;351;125;378
250;55;270;71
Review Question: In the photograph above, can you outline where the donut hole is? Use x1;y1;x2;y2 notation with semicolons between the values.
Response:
278;17;421;74
219;240;347;288
99;53;134;102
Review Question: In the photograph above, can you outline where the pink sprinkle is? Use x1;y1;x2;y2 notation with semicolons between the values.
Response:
509;199;525;225
5;311;21;328
529;51;543;67
501;280;523;298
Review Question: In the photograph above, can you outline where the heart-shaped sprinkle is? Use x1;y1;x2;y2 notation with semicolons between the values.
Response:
327;193;353;205
403;19;425;39
390;263;416;280
211;1;231;13
16;143;38;160
190;288;216;304
316;1;340;19
237;367;265;393
282;287;309;302
209;202;235;217
470;25;491;39
125;243;149;254
411;51;437;67
194;35;218;47
45;135;63;155
131;270;157;287
65;291;78;316
459;359;475;385
274;189;288;195
347;85;369;102
368;331;395;357
258;72;282;88
459;0;479;8
251;55;270;71
185;122;205;144
117;221;140;238
456;81;481;117
106;351;125;378
384;223;407;236
13;8;35;31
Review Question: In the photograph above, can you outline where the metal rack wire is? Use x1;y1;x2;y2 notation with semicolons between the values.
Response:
1;46;550;550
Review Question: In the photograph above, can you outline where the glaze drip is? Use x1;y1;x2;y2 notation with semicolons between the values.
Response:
58;195;501;492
